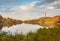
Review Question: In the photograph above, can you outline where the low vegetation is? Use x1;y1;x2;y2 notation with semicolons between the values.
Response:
0;28;60;41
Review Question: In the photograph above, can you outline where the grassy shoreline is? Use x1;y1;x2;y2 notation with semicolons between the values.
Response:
0;28;60;41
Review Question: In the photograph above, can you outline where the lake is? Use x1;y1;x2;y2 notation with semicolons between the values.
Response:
1;23;42;35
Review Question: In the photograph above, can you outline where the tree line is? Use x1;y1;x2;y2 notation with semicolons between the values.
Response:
0;15;60;30
0;15;22;30
24;15;60;28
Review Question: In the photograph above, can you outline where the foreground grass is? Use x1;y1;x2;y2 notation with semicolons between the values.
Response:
0;28;60;41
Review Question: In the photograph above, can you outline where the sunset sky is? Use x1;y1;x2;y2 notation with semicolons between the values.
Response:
0;0;60;20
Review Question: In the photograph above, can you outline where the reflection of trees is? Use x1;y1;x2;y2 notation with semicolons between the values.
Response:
0;15;5;29
24;15;60;28
0;15;60;30
0;15;22;30
24;19;38;25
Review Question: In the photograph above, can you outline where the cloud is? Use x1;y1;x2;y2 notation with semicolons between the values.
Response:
1;0;60;12
0;0;60;20
46;6;55;10
41;0;57;4
47;0;60;9
46;0;57;3
20;5;31;11
39;0;60;10
19;1;39;11
0;0;16;2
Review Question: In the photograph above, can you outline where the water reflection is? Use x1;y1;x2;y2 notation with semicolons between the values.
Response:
2;23;41;35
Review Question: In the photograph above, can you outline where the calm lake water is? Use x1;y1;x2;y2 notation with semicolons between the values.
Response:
1;23;42;35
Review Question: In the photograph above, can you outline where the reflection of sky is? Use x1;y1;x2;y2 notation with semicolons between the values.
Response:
0;0;60;34
2;24;40;35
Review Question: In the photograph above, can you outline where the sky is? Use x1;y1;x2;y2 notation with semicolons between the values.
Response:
0;0;60;34
0;0;60;20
